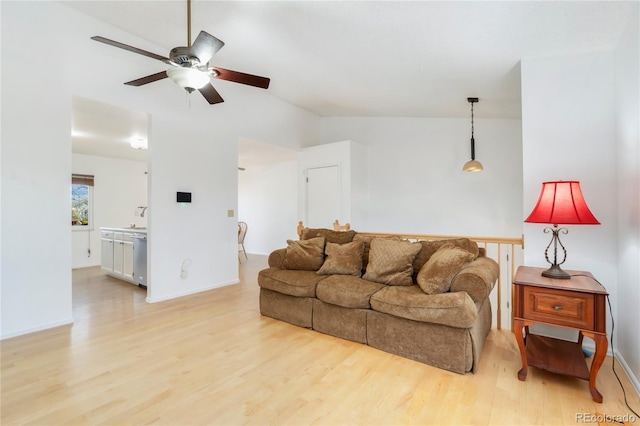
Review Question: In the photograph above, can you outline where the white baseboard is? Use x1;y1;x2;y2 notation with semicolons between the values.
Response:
1;317;74;340
582;342;640;397
613;349;640;397
146;279;240;303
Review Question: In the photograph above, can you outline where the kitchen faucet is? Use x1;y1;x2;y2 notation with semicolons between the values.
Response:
138;206;148;217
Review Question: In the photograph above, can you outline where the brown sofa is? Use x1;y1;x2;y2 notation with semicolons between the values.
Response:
258;228;499;374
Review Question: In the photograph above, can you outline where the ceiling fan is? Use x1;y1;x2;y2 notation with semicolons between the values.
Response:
91;0;270;105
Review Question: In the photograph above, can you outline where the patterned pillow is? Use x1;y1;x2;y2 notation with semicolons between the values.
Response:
282;237;325;271
416;243;475;294
353;234;401;271
317;241;364;276
362;238;422;286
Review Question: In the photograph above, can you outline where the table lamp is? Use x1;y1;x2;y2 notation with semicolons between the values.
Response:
525;181;600;279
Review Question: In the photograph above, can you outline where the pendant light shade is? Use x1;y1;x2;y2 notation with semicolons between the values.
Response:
463;97;483;172
462;159;484;172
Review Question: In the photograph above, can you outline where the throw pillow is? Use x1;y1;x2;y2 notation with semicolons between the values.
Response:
354;233;402;272
317;241;364;276
416;243;475;295
362;238;422;286
412;238;479;276
282;237;325;271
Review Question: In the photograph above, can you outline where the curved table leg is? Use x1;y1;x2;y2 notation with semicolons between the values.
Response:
514;319;528;381
583;331;608;403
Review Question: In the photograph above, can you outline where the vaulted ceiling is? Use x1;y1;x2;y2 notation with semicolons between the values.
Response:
64;1;635;119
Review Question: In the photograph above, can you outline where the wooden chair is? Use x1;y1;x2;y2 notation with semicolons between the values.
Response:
238;222;248;261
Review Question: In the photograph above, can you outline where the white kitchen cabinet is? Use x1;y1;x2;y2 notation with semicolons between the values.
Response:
123;241;134;281
101;237;114;273
100;229;137;285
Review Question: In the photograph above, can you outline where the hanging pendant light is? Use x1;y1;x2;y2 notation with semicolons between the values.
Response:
463;97;484;172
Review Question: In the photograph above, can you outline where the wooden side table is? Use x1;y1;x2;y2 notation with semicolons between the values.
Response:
512;266;609;403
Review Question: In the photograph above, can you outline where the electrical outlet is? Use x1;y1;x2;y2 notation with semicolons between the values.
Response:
135;210;140;216
227;209;234;217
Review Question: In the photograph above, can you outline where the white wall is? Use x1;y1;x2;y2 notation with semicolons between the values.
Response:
349;141;369;228
319;117;523;237
614;14;640;389
1;2;73;337
238;161;299;255
72;153;148;269
1;1;318;337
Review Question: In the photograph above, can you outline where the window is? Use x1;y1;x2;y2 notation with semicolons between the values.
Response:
71;174;94;228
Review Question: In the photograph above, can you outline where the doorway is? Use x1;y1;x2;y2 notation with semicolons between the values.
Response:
71;96;149;296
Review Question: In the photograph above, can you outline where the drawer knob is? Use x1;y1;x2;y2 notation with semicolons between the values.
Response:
553;305;564;311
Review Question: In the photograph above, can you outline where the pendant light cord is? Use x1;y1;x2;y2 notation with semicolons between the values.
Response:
471;101;475;140
470;99;476;160
187;0;192;47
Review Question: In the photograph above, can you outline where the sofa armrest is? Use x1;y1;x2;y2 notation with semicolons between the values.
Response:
450;256;499;302
268;248;287;268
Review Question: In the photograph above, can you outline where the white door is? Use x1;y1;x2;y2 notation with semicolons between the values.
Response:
306;165;340;228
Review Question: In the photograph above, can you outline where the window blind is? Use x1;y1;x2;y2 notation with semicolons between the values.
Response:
72;174;94;186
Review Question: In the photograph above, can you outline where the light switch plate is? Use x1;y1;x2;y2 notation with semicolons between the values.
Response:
227;209;234;217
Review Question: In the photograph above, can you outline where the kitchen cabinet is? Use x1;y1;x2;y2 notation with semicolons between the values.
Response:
101;231;114;273
101;228;141;285
113;232;134;282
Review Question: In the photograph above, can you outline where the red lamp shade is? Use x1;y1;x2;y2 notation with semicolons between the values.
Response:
525;181;600;225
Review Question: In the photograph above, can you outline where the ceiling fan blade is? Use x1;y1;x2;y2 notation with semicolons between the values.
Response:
210;67;270;89
91;36;169;62
124;71;169;86
190;31;225;65
198;83;224;104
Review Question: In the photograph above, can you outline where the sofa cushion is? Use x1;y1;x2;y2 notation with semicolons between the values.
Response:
316;275;386;309
301;228;356;244
258;267;326;297
317;241;364;276
412;238;479;278
416;244;475;294
282;237;325;271
362;238;422;286
370;285;478;328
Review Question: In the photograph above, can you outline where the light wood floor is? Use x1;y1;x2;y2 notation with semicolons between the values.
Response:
2;255;638;425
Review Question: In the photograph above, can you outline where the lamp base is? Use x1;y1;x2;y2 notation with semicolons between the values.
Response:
541;264;571;280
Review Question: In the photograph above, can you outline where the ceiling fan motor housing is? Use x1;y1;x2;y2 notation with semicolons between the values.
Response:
169;46;202;68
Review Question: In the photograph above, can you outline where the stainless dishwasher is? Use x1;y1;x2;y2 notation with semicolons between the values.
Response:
132;233;147;289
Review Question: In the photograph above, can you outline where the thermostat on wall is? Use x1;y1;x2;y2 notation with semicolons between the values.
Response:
177;192;192;203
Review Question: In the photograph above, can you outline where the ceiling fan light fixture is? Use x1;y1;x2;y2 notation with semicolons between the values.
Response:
130;137;148;150
166;67;209;91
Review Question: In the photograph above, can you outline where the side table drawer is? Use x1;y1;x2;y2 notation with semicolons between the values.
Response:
523;286;595;330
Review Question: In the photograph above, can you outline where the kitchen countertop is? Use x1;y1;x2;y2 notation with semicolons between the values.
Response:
100;227;148;233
